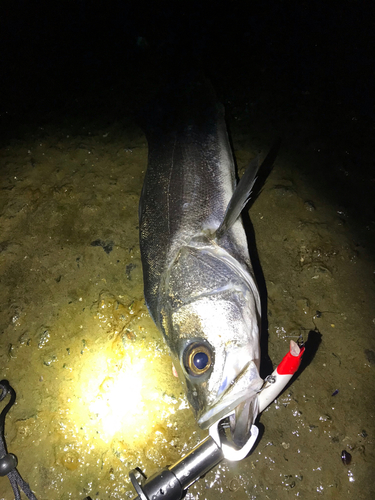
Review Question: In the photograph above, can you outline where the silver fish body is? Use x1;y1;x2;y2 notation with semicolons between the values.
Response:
139;79;263;444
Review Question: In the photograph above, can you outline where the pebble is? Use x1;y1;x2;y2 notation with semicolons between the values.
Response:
304;200;316;211
341;450;352;466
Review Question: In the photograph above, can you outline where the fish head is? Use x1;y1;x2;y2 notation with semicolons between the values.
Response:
160;246;263;446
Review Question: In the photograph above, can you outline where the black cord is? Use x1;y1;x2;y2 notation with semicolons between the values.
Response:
0;380;38;500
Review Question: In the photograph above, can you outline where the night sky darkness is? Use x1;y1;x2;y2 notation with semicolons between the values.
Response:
0;1;374;235
0;2;373;115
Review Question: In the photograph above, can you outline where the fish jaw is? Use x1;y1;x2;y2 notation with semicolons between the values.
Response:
196;352;263;430
159;243;262;438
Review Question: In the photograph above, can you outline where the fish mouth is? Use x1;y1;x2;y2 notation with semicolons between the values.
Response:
199;398;261;451
196;356;263;438
229;397;259;448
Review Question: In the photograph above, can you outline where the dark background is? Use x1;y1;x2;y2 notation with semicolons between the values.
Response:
0;1;373;119
0;0;374;241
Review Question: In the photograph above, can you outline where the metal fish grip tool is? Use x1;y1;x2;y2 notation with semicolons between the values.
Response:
127;339;305;500
128;419;259;500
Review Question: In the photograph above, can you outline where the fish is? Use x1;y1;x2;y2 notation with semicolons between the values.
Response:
138;76;264;447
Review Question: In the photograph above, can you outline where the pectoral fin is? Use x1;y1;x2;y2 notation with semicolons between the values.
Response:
215;155;260;239
215;140;281;239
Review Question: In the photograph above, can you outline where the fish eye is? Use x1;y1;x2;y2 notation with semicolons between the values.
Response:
184;343;212;376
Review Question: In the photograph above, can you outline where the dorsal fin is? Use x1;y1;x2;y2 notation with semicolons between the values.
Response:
215;155;260;239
